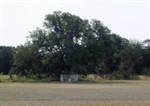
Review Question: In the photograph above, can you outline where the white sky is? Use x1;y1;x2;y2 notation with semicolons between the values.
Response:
0;0;150;47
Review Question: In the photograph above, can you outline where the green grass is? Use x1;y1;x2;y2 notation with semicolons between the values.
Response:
12;77;58;83
1;74;150;83
0;74;12;82
0;74;59;83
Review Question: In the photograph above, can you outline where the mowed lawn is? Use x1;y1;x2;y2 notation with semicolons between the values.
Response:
0;81;150;106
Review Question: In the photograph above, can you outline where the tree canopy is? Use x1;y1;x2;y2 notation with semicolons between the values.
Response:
0;11;149;79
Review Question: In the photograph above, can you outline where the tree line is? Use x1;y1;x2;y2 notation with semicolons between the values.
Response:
0;11;150;79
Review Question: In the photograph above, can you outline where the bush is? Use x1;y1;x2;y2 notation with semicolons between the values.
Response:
109;71;124;80
108;70;136;80
142;67;150;77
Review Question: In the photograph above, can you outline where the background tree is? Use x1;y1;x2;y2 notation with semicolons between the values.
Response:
10;11;150;79
0;46;13;74
11;44;39;77
141;39;150;76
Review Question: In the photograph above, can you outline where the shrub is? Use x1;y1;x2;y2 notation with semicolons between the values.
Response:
142;67;150;77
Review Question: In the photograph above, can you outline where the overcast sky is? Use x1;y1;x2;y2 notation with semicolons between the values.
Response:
0;0;149;47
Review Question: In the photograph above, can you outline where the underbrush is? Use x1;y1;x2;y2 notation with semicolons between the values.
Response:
138;75;150;80
0;74;59;83
0;74;150;83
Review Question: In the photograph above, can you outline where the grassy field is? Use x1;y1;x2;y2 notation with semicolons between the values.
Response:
0;80;150;106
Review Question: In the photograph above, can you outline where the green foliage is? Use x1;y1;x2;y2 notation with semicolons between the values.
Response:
95;61;108;76
0;46;13;74
11;11;116;78
118;47;137;79
6;11;150;80
142;67;150;76
0;74;17;82
0;74;59;83
11;45;39;77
